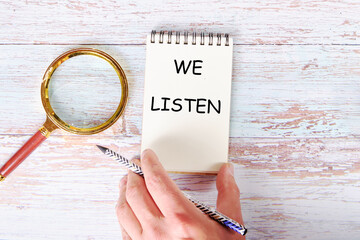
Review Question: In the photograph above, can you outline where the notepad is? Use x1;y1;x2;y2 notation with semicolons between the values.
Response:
141;31;233;174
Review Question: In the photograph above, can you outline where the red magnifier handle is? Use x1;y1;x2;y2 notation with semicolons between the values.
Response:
0;130;47;181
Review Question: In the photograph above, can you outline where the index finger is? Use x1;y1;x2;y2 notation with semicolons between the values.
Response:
141;149;195;217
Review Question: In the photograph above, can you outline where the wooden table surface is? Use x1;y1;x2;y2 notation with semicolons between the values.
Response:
1;1;360;239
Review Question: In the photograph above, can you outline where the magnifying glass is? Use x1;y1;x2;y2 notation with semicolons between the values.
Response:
0;48;128;181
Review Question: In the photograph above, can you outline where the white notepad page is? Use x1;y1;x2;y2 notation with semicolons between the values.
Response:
141;32;233;174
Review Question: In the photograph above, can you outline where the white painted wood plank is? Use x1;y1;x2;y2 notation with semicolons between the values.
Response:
1;45;360;138
1;1;360;239
0;0;359;44
1;135;360;239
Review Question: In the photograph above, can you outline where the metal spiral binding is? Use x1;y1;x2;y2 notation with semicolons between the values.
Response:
159;31;164;43
151;30;156;43
217;33;221;46
184;32;189;45
192;32;196;45
176;31;180;44
150;31;230;46
167;31;172;44
209;32;214;45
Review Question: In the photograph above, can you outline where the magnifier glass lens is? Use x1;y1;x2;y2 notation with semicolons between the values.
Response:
48;54;122;129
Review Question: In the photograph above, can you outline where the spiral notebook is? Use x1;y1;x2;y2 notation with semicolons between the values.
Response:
141;31;233;174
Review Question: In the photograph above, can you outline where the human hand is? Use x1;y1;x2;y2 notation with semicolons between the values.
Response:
116;149;245;240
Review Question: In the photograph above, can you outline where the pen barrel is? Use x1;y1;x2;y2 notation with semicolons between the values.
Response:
212;209;247;235
100;146;247;236
0;130;47;179
184;192;247;235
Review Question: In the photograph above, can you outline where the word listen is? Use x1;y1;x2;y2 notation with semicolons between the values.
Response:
151;97;221;114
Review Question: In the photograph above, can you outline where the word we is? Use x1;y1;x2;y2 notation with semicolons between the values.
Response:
174;60;203;75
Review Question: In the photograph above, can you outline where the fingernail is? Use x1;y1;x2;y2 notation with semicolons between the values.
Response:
227;163;234;176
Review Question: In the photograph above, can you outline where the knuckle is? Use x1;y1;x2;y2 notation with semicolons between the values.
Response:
231;184;240;198
217;183;227;193
147;224;165;239
219;182;240;198
173;212;195;234
125;183;140;200
116;202;128;216
145;174;165;190
119;176;128;189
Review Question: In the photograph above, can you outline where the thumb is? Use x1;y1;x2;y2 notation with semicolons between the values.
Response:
216;163;244;225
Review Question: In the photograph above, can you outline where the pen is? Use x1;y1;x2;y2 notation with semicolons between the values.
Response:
97;145;247;236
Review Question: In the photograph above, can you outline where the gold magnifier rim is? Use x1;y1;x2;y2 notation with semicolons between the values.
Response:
41;48;128;135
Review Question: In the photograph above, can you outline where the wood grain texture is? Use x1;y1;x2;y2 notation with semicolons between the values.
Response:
1;136;360;239
1;45;360;138
1;0;360;239
0;0;359;45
